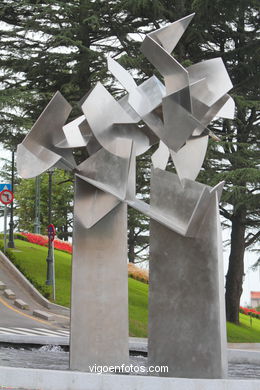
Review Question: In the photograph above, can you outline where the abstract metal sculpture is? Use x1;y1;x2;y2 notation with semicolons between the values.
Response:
17;14;234;378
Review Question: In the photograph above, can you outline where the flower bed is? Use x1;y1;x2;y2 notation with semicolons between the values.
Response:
20;232;72;254
19;232;148;283
240;306;260;319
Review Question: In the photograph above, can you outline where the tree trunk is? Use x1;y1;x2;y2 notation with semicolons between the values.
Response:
225;210;246;324
128;226;135;263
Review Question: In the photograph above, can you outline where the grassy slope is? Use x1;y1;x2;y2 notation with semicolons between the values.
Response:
227;313;260;342
2;239;260;341
3;239;148;337
8;239;71;307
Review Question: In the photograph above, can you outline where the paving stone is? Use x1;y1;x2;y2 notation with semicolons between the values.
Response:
0;281;6;290
33;310;55;321
4;288;16;299
14;299;30;310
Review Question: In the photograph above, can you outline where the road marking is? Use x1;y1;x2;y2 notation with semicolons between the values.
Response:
53;313;70;319
0;296;59;328
34;327;69;336
0;327;39;336
0;327;69;337
15;327;69;336
54;329;70;334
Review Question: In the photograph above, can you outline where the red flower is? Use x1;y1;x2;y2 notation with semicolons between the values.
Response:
20;232;72;254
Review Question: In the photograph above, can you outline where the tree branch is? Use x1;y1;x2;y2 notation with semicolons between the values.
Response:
245;230;260;248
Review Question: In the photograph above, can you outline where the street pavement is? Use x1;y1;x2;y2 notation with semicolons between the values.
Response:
0;250;70;331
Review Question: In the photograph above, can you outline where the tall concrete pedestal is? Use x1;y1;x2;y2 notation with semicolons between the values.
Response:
148;171;227;378
70;179;129;371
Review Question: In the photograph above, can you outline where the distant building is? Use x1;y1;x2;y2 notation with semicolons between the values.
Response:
251;291;260;308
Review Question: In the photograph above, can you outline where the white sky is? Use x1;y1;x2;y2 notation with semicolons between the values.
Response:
0;144;259;306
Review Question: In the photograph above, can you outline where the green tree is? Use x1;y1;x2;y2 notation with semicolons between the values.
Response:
14;169;74;239
0;0;172;148
0;0;173;261
1;0;259;321
192;0;260;324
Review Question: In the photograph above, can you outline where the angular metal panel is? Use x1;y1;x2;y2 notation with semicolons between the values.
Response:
21;91;72;149
56;115;91;148
118;94;141;122
81;82;150;156
16;143;61;179
150;168;206;232
199;94;230;127
127;170;216;237
126;144;136;201
128;76;166;117
148;13;195;54
141;36;189;95
151;141;169;170
16;91;76;178
186;181;225;237
74;176;120;229
107;56;137;93
188;58;233;106
76;138;133;200
210;180;225;202
162;95;204;151
216;95;235;119
170;136;208;181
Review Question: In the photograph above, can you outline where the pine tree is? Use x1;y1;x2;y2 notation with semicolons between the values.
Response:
192;0;260;324
0;0;170;260
0;1;259;320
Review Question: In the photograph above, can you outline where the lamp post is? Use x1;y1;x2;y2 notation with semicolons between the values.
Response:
34;176;41;234
45;169;55;300
7;149;15;248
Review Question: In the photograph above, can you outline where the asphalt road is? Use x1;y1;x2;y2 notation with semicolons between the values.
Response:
0;251;70;330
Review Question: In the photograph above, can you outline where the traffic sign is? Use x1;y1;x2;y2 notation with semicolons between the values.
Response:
47;224;56;242
0;189;14;205
0;184;11;192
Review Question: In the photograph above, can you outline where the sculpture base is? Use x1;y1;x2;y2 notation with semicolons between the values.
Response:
148;172;227;378
70;180;129;371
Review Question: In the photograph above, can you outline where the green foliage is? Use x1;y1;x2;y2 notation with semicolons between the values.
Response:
192;0;259;324
14;170;73;239
0;232;28;241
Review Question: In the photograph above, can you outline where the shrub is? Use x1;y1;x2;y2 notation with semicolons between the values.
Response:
128;263;149;284
0;232;28;241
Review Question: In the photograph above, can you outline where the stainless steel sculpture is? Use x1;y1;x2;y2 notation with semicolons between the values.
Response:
17;13;234;378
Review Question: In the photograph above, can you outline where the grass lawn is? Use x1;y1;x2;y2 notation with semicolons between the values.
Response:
1;239;260;341
227;313;260;343
129;277;148;337
4;239;71;307
1;239;148;337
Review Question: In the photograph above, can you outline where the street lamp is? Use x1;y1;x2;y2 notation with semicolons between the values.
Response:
45;168;55;300
34;176;41;234
7;148;15;248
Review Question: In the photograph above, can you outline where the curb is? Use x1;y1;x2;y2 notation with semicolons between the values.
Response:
228;349;260;365
0;366;259;390
0;333;259;366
